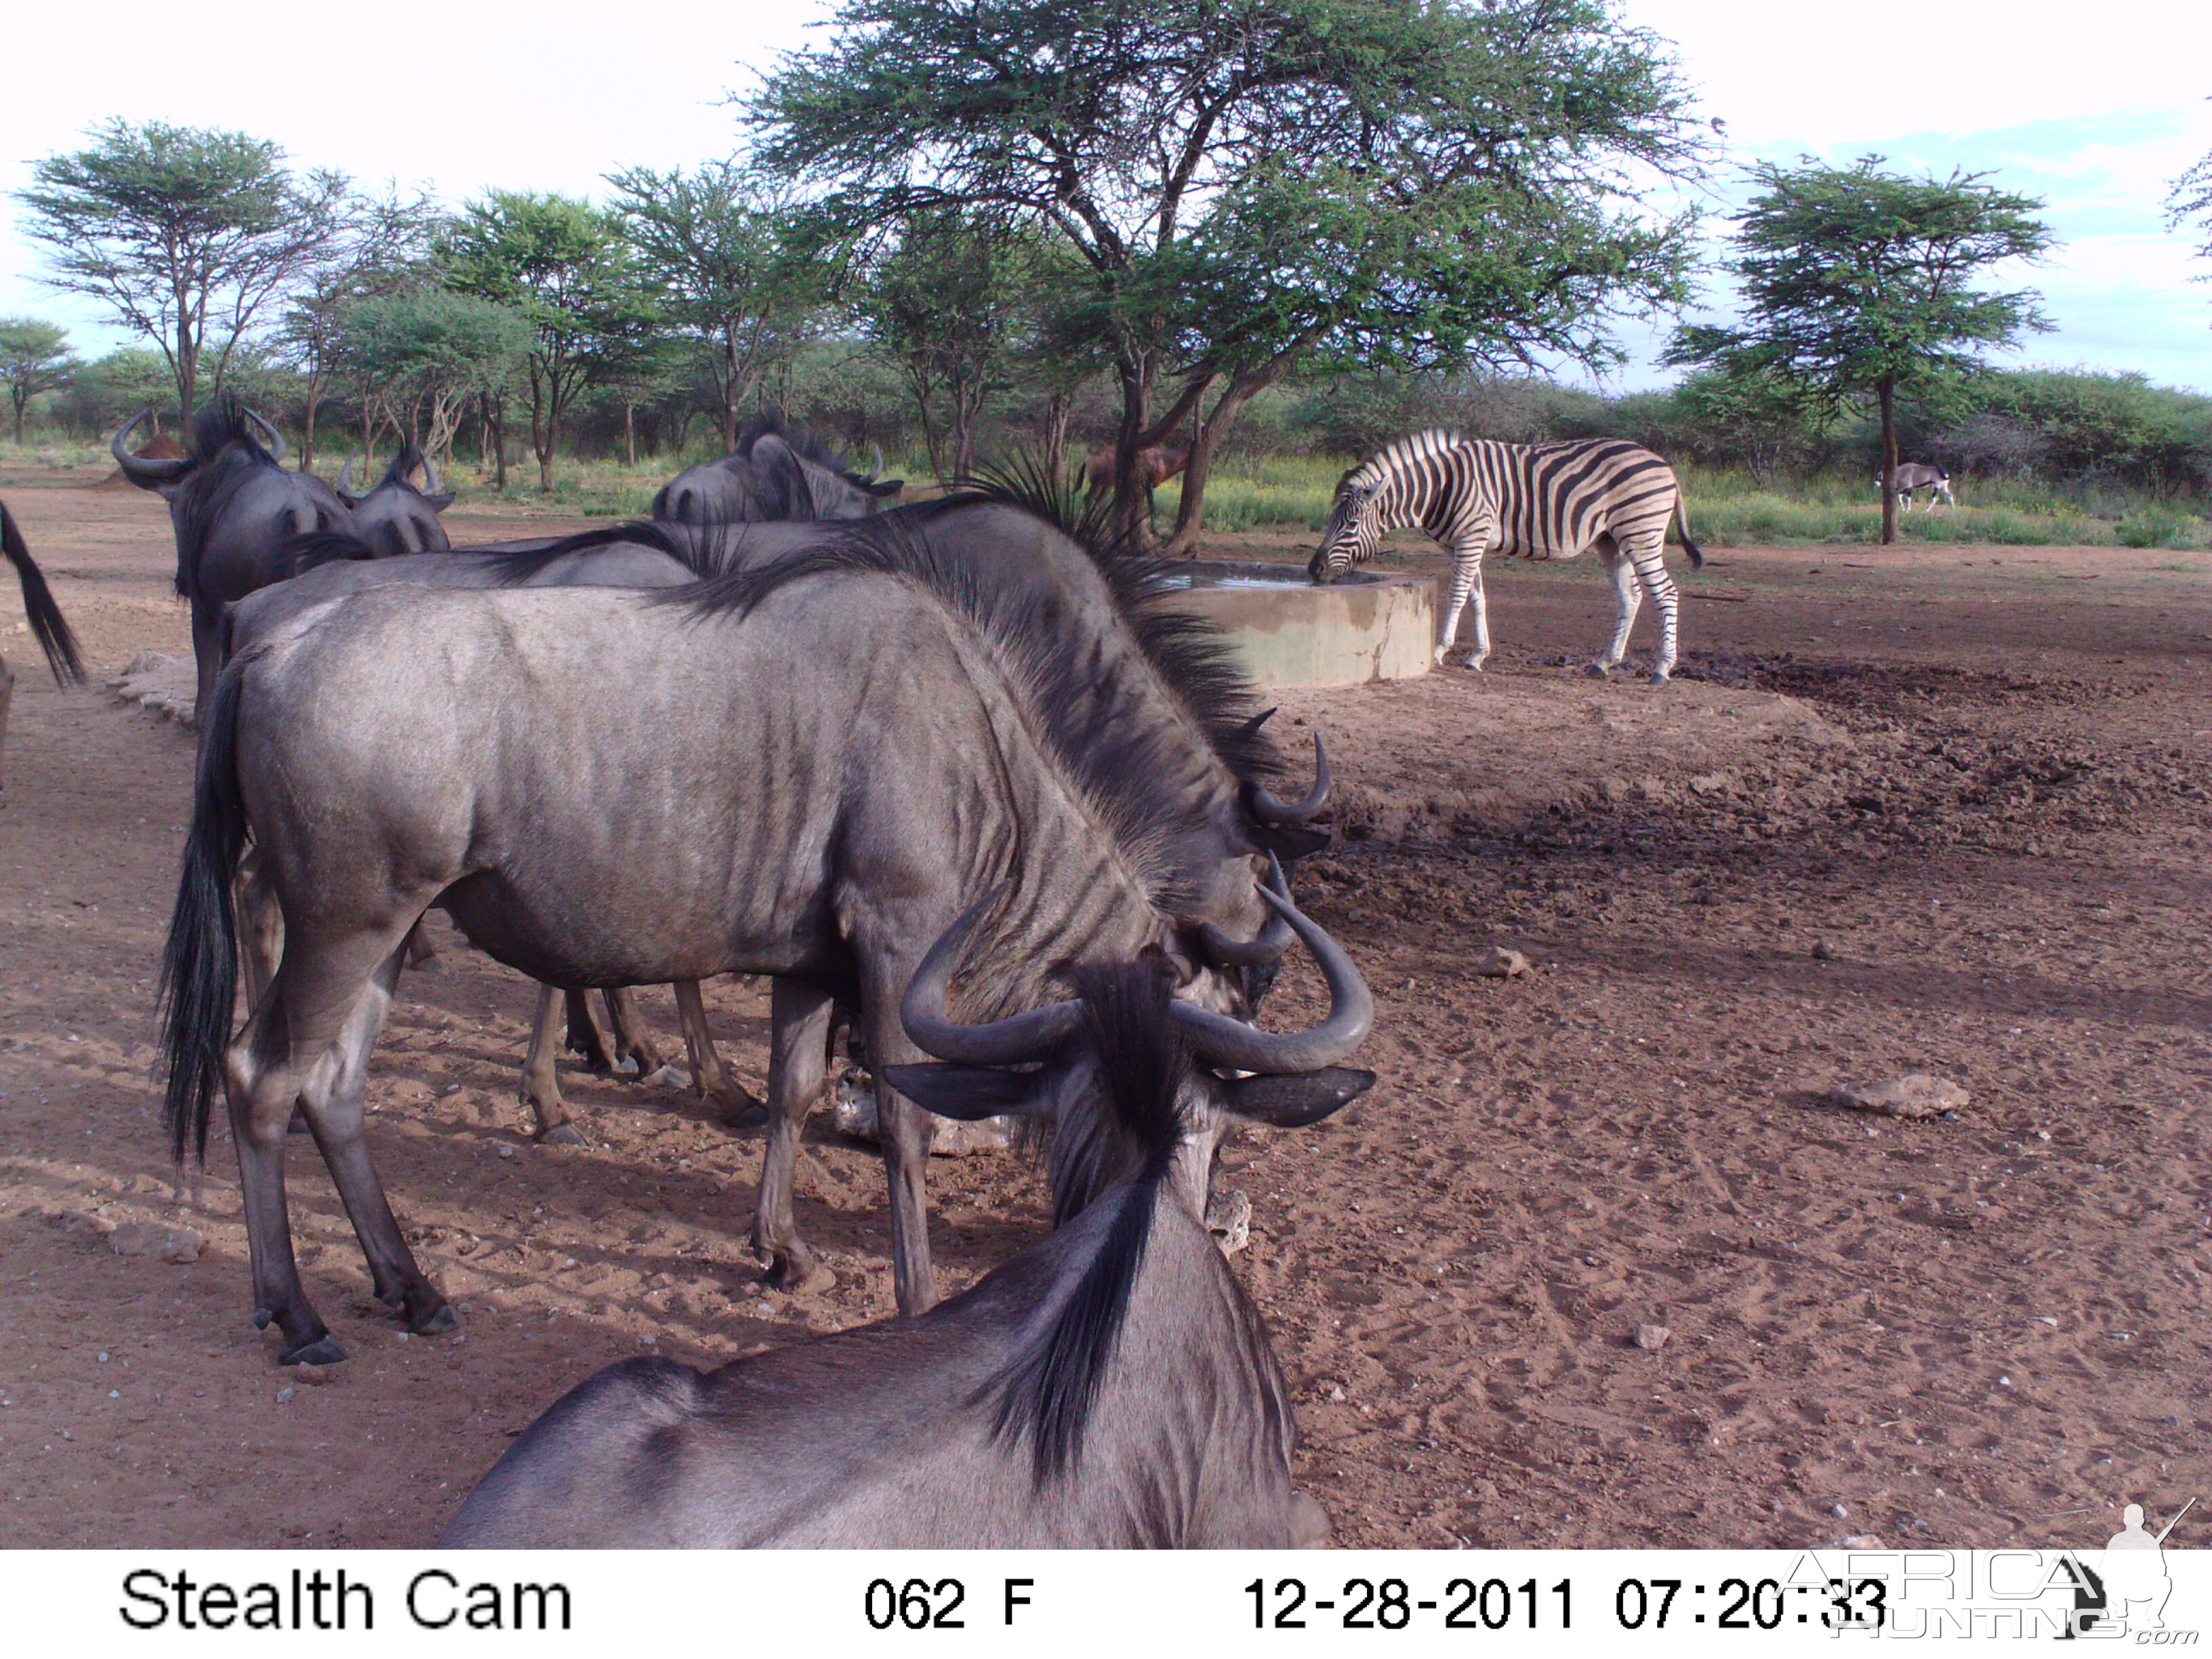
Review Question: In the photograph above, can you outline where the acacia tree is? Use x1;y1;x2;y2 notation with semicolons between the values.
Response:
1667;156;2054;544
440;192;659;491
859;209;1045;478
0;319;82;444
276;185;438;470
604;161;830;451
16;119;352;417
335;287;532;474
750;0;1708;548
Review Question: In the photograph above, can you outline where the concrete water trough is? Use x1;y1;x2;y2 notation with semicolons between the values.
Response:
1156;560;1435;689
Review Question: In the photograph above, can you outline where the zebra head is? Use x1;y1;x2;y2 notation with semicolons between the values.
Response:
1309;469;1388;585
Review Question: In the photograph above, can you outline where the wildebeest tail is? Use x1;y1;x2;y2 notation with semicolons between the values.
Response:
992;962;1185;1483
281;529;382;575
160;663;249;1161
1;500;86;684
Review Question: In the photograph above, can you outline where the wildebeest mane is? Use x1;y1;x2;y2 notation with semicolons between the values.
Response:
734;411;870;482
987;961;1185;1482
492;520;755;581
935;458;1286;787
681;516;1218;912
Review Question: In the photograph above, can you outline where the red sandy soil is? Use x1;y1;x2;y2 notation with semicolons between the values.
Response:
1;473;2207;1550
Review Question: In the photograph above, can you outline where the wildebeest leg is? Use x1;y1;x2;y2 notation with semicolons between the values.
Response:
295;947;456;1336
864;975;939;1315
190;607;224;739
1591;537;1641;678
750;977;834;1292
224;926;415;1364
520;985;587;1145
562;988;620;1073
599;987;663;1074
672;979;766;1125
0;653;14;787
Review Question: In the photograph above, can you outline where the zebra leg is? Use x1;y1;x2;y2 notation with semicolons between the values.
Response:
1437;539;1490;669
1591;542;1641;678
1623;533;1681;685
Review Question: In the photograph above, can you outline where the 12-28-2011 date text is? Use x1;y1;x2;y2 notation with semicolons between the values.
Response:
1247;1576;1572;1631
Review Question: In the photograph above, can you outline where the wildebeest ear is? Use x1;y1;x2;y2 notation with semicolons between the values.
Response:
1222;1067;1376;1127
424;493;456;510
882;1063;1050;1121
866;476;905;499
1253;823;1332;863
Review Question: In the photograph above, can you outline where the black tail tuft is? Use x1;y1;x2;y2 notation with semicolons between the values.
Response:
159;665;249;1162
1;500;87;684
1675;496;1704;571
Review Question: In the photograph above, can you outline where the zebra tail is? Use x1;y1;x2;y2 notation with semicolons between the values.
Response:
1673;495;1704;571
159;662;249;1162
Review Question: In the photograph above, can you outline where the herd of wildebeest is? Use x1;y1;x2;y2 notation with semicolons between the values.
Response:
0;396;1721;1547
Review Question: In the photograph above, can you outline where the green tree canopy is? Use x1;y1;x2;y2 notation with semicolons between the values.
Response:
1666;155;2054;542
439;191;660;490
0;318;83;445
15;119;354;417
604;161;832;451
337;287;533;473
750;0;1711;548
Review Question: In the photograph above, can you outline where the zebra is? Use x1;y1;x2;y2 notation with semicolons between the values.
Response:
1881;462;1955;512
1309;431;1703;684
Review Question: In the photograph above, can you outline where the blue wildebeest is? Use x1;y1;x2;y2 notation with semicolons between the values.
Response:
336;446;455;556
110;398;352;720
162;536;1331;1358
1881;462;1955;512
1310;430;1704;683
224;490;1329;1239
439;893;1371;1548
652;414;902;523
1;498;88;785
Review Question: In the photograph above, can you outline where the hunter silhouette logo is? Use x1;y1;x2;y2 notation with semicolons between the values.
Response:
2059;1497;2196;1640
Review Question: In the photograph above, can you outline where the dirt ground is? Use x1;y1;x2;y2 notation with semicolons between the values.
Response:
2;473;2207;1551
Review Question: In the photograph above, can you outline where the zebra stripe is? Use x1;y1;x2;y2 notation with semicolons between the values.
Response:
1309;431;1704;684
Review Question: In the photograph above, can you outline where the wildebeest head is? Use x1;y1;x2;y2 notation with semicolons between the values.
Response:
652;414;903;523
891;876;1374;1223
337;445;455;557
110;398;352;606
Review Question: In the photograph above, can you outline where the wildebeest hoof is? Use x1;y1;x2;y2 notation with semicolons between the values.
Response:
638;1063;690;1090
724;1097;770;1131
410;1303;462;1336
611;1054;643;1078
760;1253;831;1294
535;1122;588;1147
282;1334;348;1366
251;1305;276;1330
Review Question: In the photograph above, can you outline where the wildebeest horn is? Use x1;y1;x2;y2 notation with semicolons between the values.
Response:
859;445;884;484
1170;886;1372;1073
1247;733;1330;825
1196;853;1294;968
109;411;191;485
901;886;1086;1065
247;409;288;462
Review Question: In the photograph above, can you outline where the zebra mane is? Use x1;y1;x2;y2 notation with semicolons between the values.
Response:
1351;428;1469;488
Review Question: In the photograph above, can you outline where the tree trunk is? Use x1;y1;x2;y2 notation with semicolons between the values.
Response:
1041;390;1071;487
10;392;24;447
1879;377;1899;546
624;401;637;468
1161;360;1289;558
301;386;322;475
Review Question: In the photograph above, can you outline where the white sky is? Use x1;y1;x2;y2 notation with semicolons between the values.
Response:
1;0;2207;392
